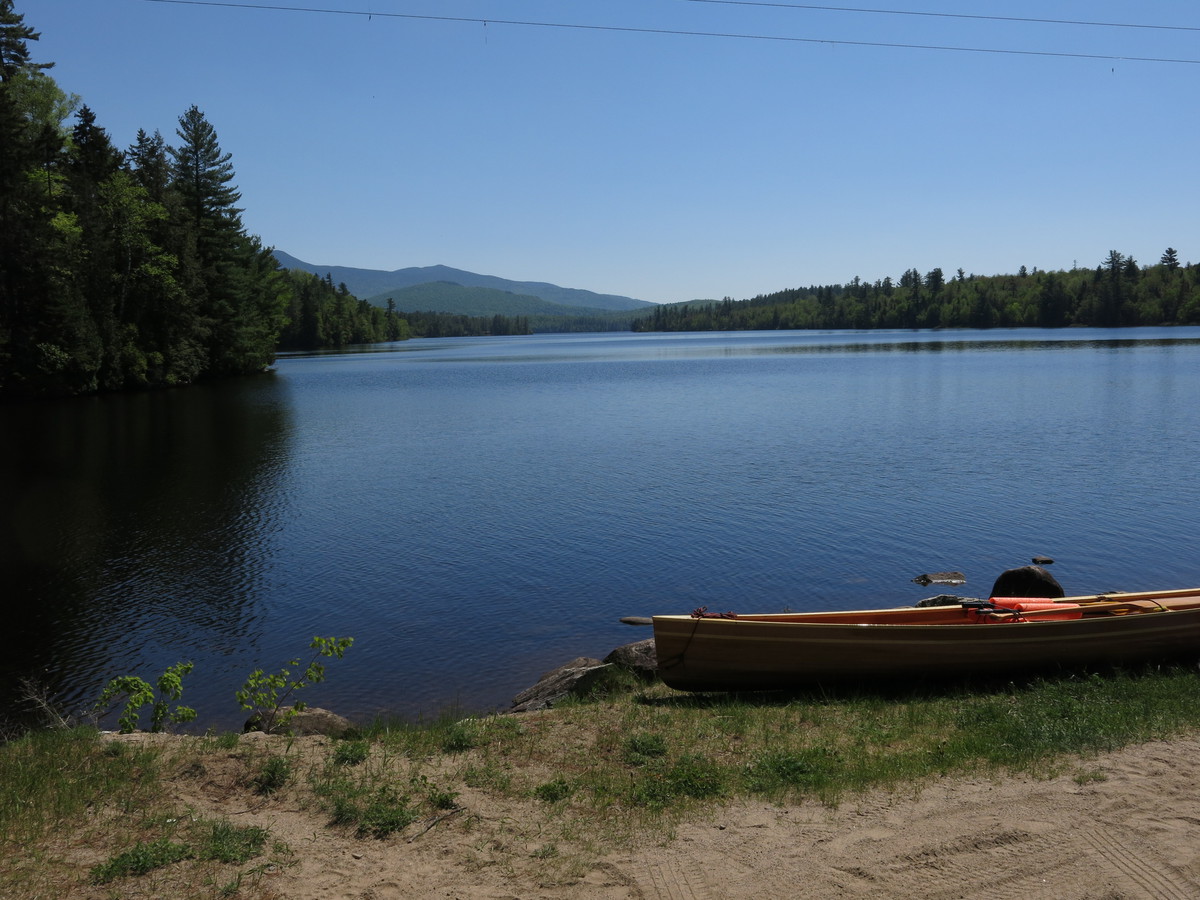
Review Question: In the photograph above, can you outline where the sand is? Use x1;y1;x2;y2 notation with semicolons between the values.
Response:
82;732;1200;900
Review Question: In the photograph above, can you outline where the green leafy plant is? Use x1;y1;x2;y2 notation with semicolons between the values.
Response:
236;636;353;734
95;662;197;734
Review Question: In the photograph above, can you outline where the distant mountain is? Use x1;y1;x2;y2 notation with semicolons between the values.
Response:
272;251;653;312
365;282;621;319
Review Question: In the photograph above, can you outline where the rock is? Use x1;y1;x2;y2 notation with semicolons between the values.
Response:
1032;556;1055;565
510;657;611;713
989;565;1064;599
603;639;658;680
619;616;653;626
244;706;355;737
912;571;967;586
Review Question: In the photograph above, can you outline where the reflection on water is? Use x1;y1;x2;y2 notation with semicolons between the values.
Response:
1;379;291;727
3;327;1199;730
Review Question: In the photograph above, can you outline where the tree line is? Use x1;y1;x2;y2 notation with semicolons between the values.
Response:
633;251;1200;333
5;3;1197;398
0;1;297;397
0;2;563;392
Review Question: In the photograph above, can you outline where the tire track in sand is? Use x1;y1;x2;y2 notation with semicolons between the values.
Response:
1078;827;1199;900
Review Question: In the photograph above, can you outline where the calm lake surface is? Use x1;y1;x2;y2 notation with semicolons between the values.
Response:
4;328;1200;729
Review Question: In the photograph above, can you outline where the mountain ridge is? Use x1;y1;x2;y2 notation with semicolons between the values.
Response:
272;251;653;312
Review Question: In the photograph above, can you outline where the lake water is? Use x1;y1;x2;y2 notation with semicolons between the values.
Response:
4;328;1200;730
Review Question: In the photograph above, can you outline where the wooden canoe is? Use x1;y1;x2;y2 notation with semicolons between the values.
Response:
652;588;1200;691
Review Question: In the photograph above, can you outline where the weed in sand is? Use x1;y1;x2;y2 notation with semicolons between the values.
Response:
440;721;479;753
252;755;293;795
533;778;575;804
90;836;193;884
330;785;419;838
199;819;269;864
333;739;370;766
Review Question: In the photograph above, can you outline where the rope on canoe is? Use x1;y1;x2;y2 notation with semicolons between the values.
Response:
659;607;739;670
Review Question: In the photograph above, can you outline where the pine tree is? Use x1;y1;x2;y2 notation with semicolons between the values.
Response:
168;105;282;376
0;0;50;82
169;104;243;253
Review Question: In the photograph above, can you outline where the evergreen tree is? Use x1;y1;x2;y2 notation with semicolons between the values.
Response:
127;128;171;202
169;104;242;253
0;0;48;81
168;105;281;375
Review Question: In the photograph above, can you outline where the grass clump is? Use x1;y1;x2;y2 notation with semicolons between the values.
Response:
326;783;419;838
252;754;292;795
626;752;726;808
333;739;371;766
622;731;668;765
533;778;575;804
201;819;269;864
89;818;268;884
439;721;480;753
742;747;844;802
90;836;193;884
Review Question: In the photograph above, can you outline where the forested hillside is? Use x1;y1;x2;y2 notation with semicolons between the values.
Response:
634;253;1200;333
0;2;293;397
364;281;612;319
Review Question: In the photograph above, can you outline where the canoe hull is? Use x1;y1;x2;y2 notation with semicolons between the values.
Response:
652;591;1200;691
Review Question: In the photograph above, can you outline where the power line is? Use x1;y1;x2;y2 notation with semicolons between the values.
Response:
137;0;1200;65
684;0;1200;34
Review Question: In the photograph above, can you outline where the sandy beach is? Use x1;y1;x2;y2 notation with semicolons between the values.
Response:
76;731;1200;900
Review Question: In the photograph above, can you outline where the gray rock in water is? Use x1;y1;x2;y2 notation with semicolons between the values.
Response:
510;657;610;713
912;571;967;586
603;638;658;680
989;565;1064;599
1032;556;1055;566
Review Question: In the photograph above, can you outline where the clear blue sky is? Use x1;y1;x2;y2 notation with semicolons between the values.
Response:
27;1;1200;303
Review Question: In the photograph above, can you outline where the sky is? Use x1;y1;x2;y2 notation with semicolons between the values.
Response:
25;0;1200;304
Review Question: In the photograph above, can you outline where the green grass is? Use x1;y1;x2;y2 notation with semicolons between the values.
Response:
88;818;269;884
0;727;163;848
90;836;193;884
7;662;1200;896
251;754;293;795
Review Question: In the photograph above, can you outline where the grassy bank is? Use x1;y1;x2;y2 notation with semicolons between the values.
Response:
4;664;1200;898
